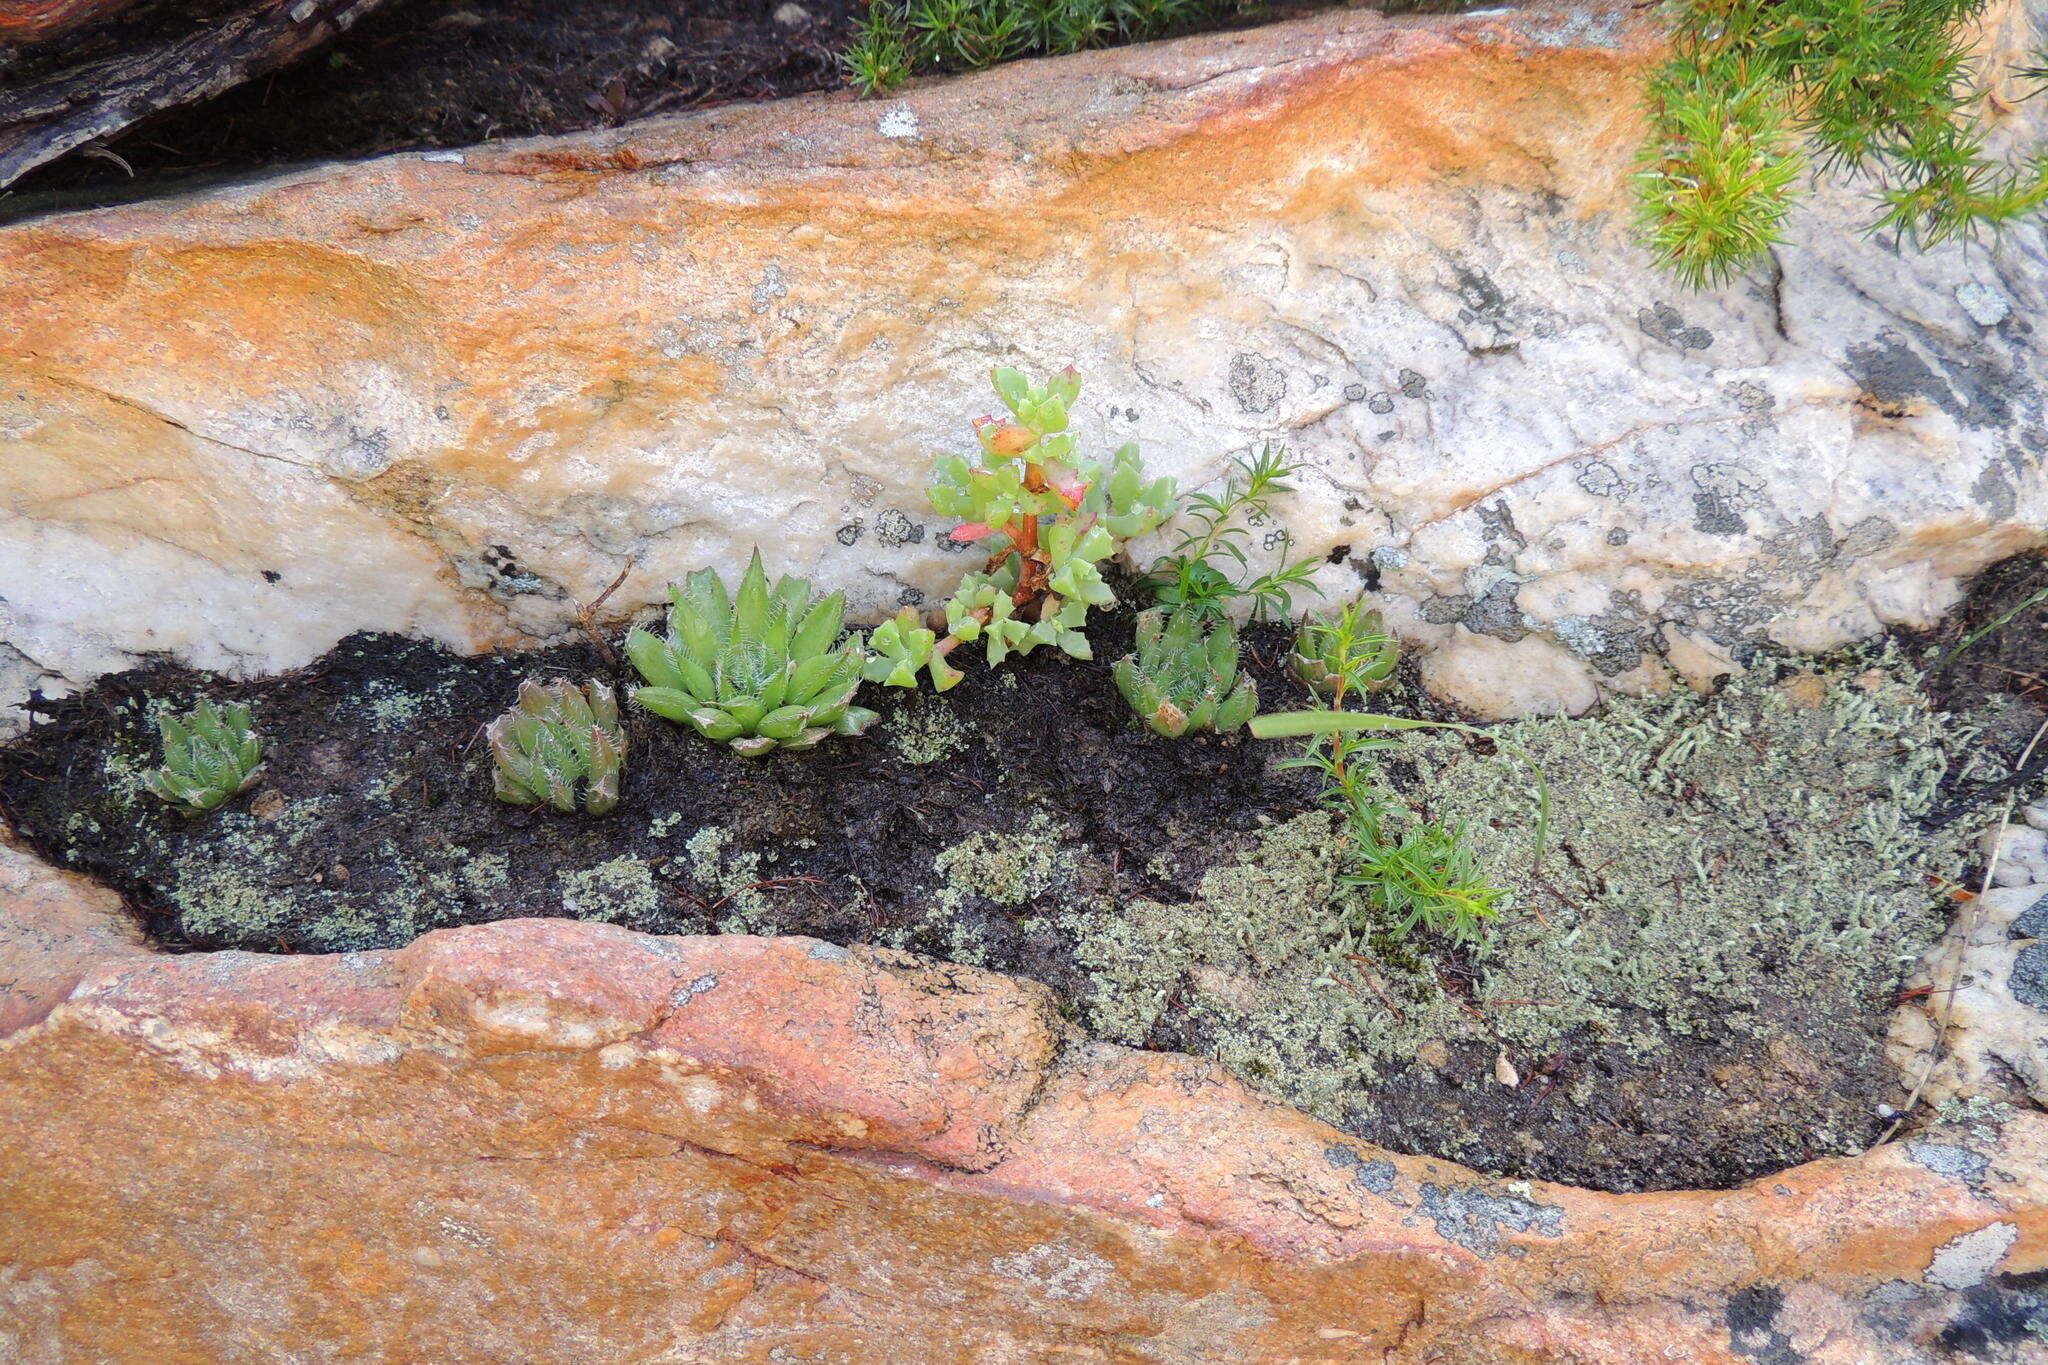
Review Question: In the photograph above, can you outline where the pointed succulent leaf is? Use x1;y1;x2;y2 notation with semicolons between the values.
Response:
1047;365;1081;408
688;708;746;742
790;591;847;659
733;551;772;641
758;659;792;714
755;705;813;740
724;695;769;731
836;705;881;736
992;365;1031;412
631;687;697;722
489;678;627;816
788;651;842;702
680;566;732;645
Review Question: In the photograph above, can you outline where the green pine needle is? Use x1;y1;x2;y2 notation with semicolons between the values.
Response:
1635;0;2048;286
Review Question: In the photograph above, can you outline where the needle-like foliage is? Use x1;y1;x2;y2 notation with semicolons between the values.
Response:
843;0;1257;95
1112;608;1258;736
1635;0;2048;287
1142;444;1322;623
1249;601;1544;948
627;551;879;757
1287;600;1398;698
142;699;265;817
488;679;627;816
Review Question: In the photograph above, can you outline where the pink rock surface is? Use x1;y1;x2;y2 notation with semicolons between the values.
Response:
1;836;2041;1361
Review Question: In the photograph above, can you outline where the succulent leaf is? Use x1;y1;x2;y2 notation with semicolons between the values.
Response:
142;698;266;816
630;551;874;756
487;679;626;816
1112;608;1257;737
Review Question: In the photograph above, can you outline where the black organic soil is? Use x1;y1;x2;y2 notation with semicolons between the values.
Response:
5;0;858;207
1;612;1321;962
1921;552;2048;742
2;0;1361;211
3;560;2036;1193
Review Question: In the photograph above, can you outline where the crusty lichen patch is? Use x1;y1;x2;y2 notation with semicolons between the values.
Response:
1041;651;1995;1169
887;698;972;766
169;798;511;951
557;856;658;924
935;810;1065;911
680;825;779;931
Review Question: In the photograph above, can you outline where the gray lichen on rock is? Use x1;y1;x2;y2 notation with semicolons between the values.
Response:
1030;649;1993;1163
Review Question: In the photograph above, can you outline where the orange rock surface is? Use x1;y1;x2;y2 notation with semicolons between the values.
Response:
6;0;2041;728
0;836;2041;1361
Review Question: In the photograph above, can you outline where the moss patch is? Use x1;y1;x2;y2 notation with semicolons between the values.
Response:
1046;651;2001;1188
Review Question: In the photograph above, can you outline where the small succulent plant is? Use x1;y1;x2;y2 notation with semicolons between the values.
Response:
1113;608;1258;737
627;551;878;756
869;365;1178;690
488;679;626;815
142;699;265;816
1288;602;1398;698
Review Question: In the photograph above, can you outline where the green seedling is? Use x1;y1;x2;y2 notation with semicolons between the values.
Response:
1287;600;1398;697
867;364;1177;691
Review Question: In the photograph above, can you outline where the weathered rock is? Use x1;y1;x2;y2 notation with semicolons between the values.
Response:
1891;875;2048;1110
3;0;2044;729
0;835;2043;1361
0;0;141;45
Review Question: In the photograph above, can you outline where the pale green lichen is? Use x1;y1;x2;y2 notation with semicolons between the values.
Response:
1038;653;1993;1158
354;678;458;734
167;799;334;932
1936;1094;2016;1144
933;809;1065;912
557;856;658;924
682;825;771;929
166;803;505;951
886;700;972;765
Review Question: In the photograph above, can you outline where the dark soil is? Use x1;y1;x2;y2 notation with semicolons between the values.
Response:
0;0;1350;214
3;560;2038;1194
1920;551;2048;746
0;610;1320;960
4;0;859;209
1907;551;2048;836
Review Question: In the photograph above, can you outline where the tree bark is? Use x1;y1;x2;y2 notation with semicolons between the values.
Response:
0;0;392;190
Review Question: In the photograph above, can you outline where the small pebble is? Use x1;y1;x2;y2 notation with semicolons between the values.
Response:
1981;824;2042;860
329;862;350;884
773;2;811;27
1494;1050;1520;1087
